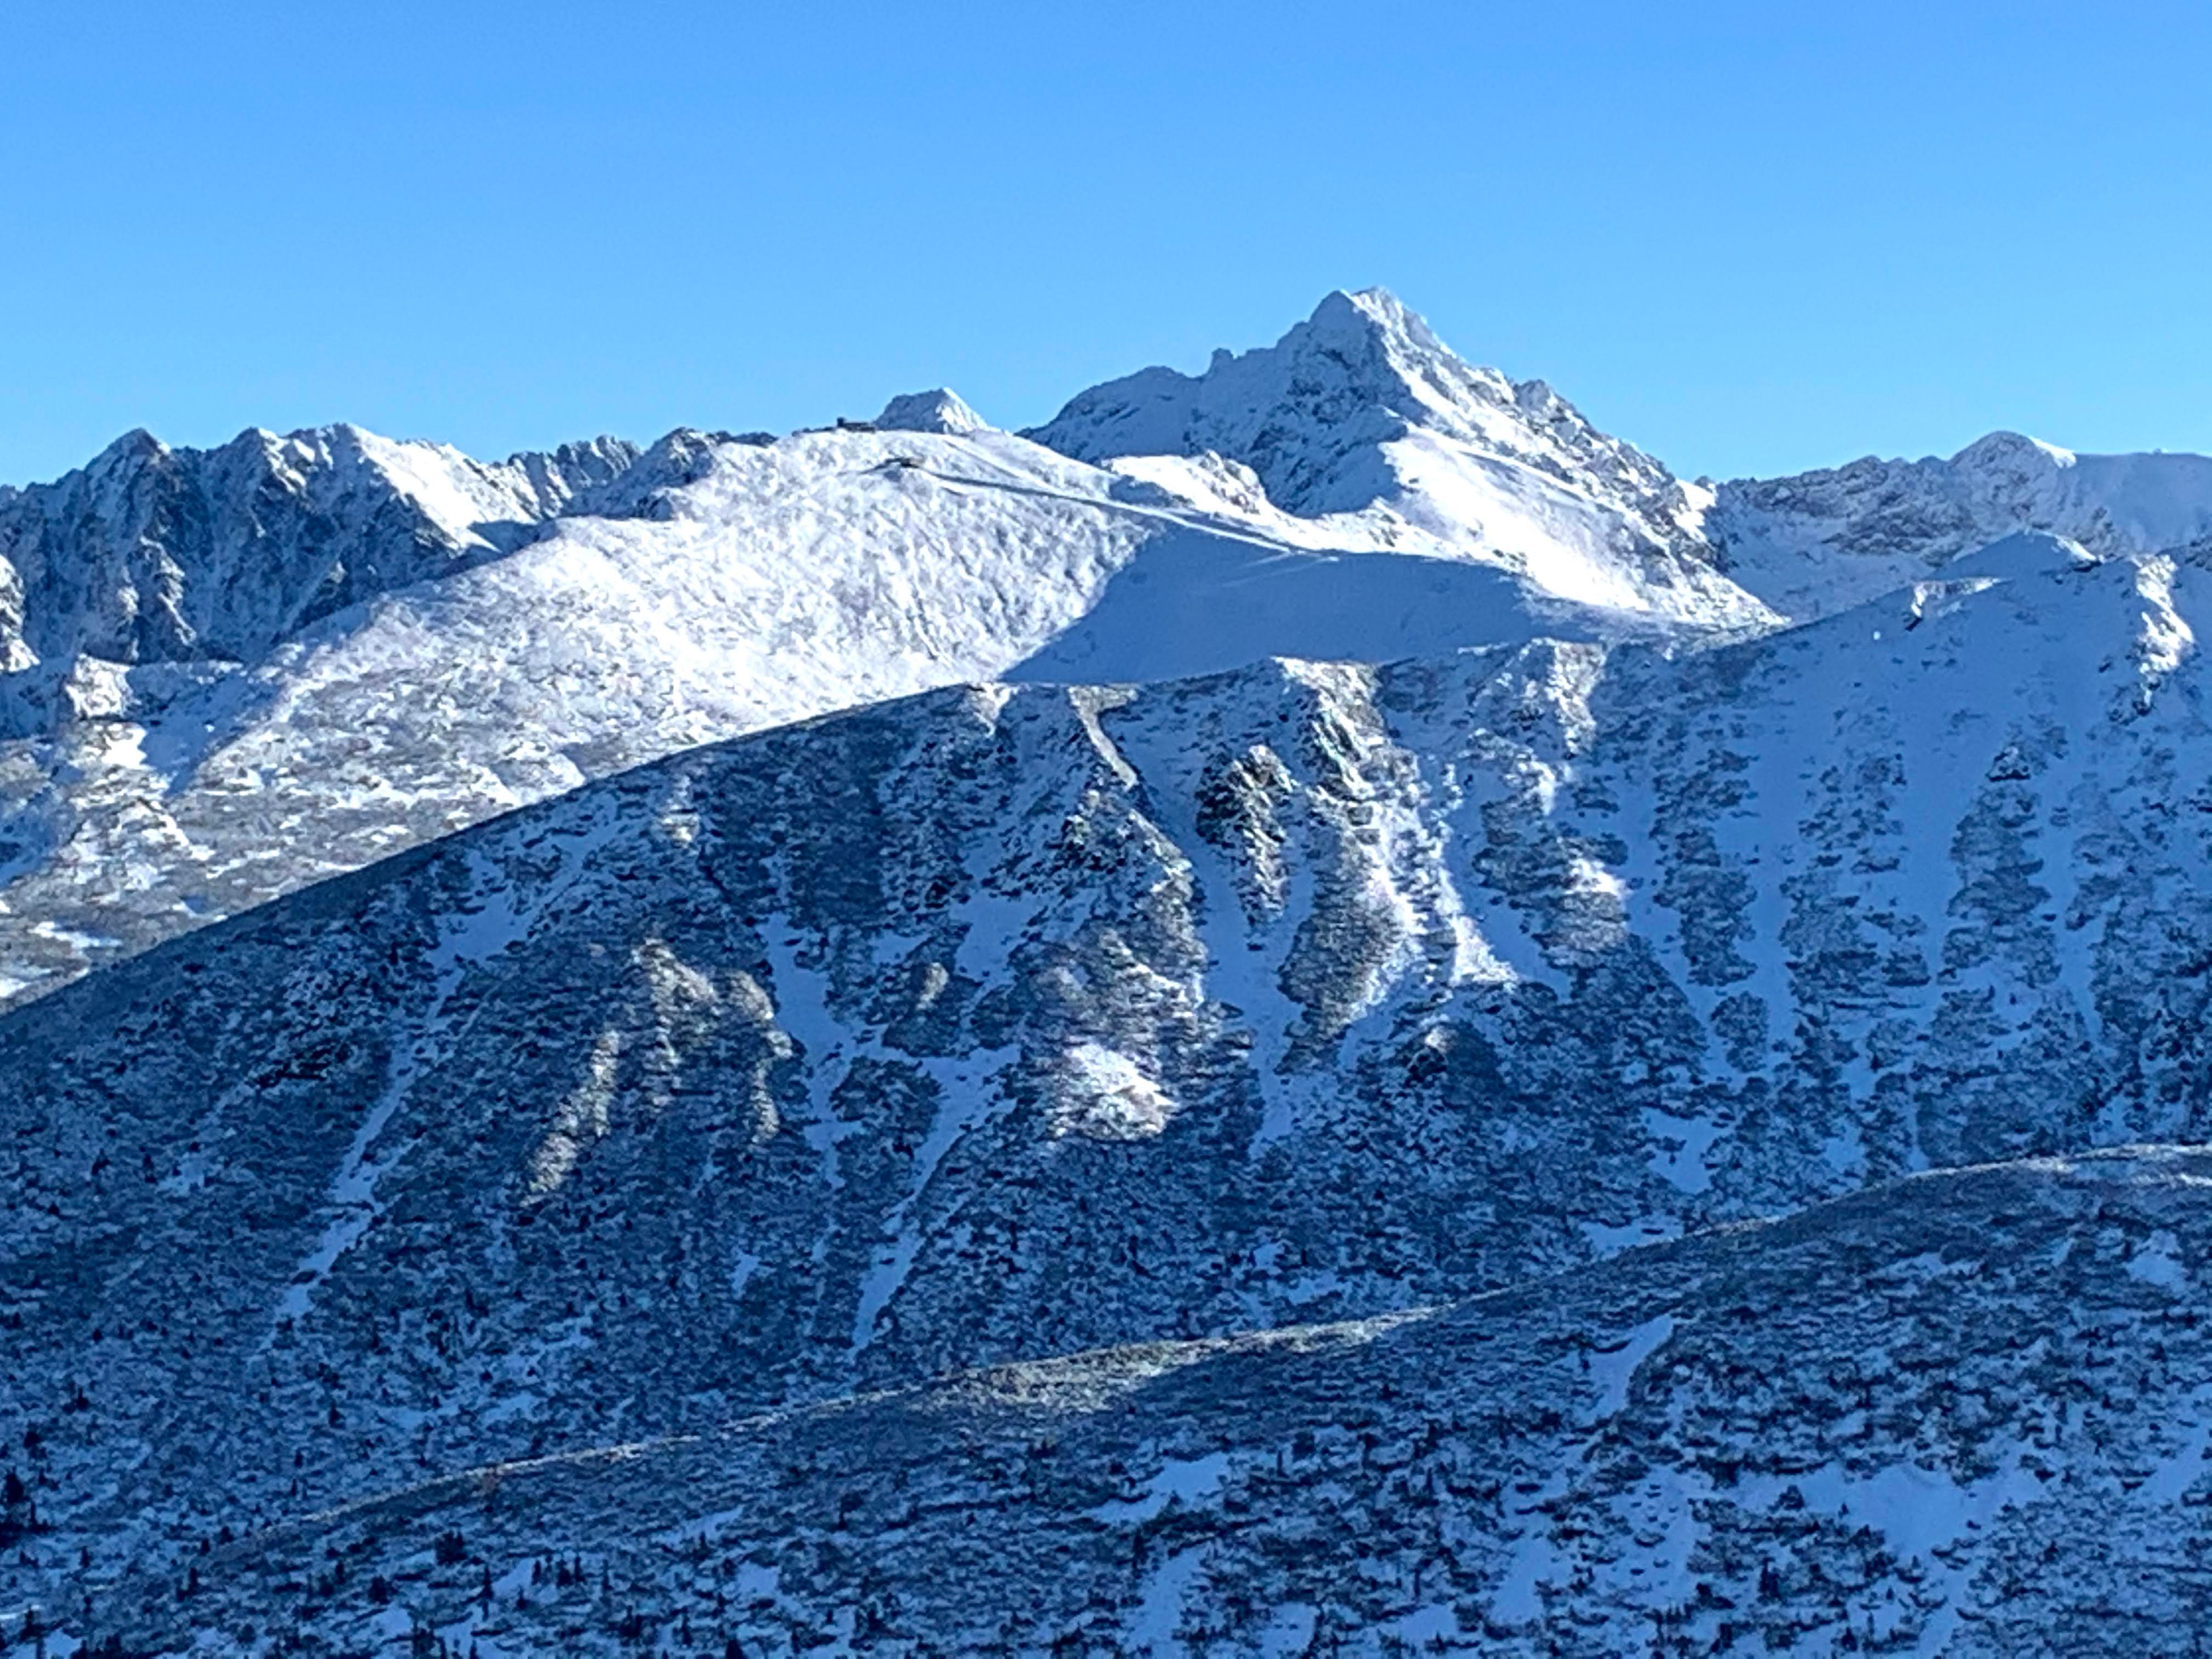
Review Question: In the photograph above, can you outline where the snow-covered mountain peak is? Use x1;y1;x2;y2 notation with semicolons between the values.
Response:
1710;429;2212;619
1021;285;1677;520
1303;284;1521;412
877;386;989;434
87;424;167;469
1953;428;2079;471
1026;288;1775;633
1024;286;1514;509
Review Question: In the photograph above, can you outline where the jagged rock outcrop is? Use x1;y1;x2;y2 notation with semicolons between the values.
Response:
0;422;636;713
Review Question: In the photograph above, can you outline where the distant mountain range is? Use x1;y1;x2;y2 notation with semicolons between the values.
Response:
11;289;2209;1011
7;291;2212;1655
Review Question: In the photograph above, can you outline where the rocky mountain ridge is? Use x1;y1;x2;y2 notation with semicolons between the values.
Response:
1707;429;2212;618
0;293;1791;1009
0;421;639;715
9;291;2211;1014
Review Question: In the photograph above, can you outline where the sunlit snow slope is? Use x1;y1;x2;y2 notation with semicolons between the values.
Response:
0;299;1789;1007
1027;286;1772;629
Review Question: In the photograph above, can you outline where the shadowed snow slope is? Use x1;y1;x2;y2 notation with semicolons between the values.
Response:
7;527;2212;1641
1004;526;1603;683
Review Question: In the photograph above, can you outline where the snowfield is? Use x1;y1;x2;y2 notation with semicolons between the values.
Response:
0;295;1785;1007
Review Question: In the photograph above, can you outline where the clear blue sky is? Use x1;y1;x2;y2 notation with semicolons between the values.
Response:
4;1;2207;487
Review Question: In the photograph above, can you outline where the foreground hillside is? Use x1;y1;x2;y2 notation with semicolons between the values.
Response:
74;1148;2212;1656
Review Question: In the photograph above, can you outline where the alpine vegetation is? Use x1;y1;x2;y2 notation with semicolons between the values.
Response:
7;291;2212;1655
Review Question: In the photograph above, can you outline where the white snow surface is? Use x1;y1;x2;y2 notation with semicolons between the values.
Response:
875;387;989;434
0;362;1771;1003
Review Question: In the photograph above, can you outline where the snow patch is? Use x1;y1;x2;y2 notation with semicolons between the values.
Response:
1053;1041;1176;1141
1088;1451;1232;1524
2127;1230;2188;1290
